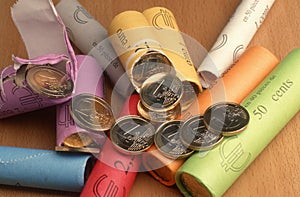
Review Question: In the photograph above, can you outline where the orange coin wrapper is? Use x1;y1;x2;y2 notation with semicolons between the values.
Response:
142;46;278;187
176;48;300;197
80;94;141;197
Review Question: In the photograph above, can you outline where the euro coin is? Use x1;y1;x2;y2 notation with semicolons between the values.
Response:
63;132;94;148
179;115;224;151
203;102;250;136
70;93;115;132
154;120;194;159
110;115;155;154
26;65;73;98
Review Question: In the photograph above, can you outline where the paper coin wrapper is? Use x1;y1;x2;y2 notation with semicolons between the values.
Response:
56;55;108;153
175;48;300;197
142;46;278;186
55;0;135;98
0;146;94;192
108;10;174;92
181;46;279;119
80;94;142;197
197;0;275;88
143;7;202;108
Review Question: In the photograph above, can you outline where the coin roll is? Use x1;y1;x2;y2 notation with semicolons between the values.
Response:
197;0;275;88
55;0;134;98
176;48;300;197
181;46;279;119
0;146;94;192
56;55;108;152
108;10;173;92
0;64;73;119
143;7;202;110
80;94;142;197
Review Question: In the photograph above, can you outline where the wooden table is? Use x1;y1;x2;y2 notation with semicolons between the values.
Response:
0;0;299;196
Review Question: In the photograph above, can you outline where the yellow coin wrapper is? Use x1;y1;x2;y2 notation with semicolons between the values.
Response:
143;7;202;108
175;48;300;197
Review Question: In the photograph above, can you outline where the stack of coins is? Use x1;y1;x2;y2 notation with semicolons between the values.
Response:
138;73;183;123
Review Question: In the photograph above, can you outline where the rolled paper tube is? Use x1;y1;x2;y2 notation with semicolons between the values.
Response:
181;46;279;119
143;7;202;97
175;48;300;197
11;0;77;81
0;146;94;192
80;94;142;197
108;11;172;92
55;0;134;98
197;0;275;88
56;55;107;151
142;145;185;186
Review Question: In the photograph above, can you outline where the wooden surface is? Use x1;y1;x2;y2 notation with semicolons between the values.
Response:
0;0;300;196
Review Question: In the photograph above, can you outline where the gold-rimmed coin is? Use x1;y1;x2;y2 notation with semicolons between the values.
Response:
63;132;94;148
26;65;73;98
131;50;174;91
203;102;250;136
154;120;194;159
140;73;183;112
70;93;115;132
55;146;100;154
110;115;155;154
26;65;74;98
179;115;224;151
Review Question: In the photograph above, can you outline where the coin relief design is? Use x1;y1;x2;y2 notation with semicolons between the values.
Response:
154;120;194;159
140;73;183;112
70;94;115;132
110;115;155;154
203;102;250;136
26;65;73;98
179;115;224;151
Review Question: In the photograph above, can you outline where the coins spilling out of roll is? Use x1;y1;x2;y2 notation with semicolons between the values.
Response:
154;120;194;159
110;115;155;154
138;73;183;123
203;102;250;136
179;115;224;151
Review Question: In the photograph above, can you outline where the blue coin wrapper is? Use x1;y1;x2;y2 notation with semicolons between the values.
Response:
0;146;94;192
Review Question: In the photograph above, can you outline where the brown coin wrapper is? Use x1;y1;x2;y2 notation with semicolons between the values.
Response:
143;7;202;108
80;94;141;197
176;48;300;197
181;46;279;119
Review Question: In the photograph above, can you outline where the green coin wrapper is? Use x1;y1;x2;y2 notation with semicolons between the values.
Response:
175;48;300;197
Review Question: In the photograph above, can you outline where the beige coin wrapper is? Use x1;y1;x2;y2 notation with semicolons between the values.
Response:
181;46;279;119
197;0;275;88
142;46;278;187
176;48;300;197
55;0;134;98
143;7;202;98
108;11;170;92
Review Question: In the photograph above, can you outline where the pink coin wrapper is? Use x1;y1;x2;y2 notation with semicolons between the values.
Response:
56;55;107;149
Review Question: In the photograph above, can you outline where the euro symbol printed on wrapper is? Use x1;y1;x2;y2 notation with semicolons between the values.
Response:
73;6;93;24
93;174;126;197
152;9;175;30
219;136;251;172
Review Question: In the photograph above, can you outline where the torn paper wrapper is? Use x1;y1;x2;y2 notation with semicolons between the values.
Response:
197;0;275;88
55;0;135;98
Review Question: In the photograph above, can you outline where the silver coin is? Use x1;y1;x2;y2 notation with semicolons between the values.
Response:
203;102;250;136
110;115;155;154
180;81;199;111
70;93;115;132
179;115;224;151
154;120;194;159
140;73;183;112
131;51;173;90
137;100;181;123
26;65;73;98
